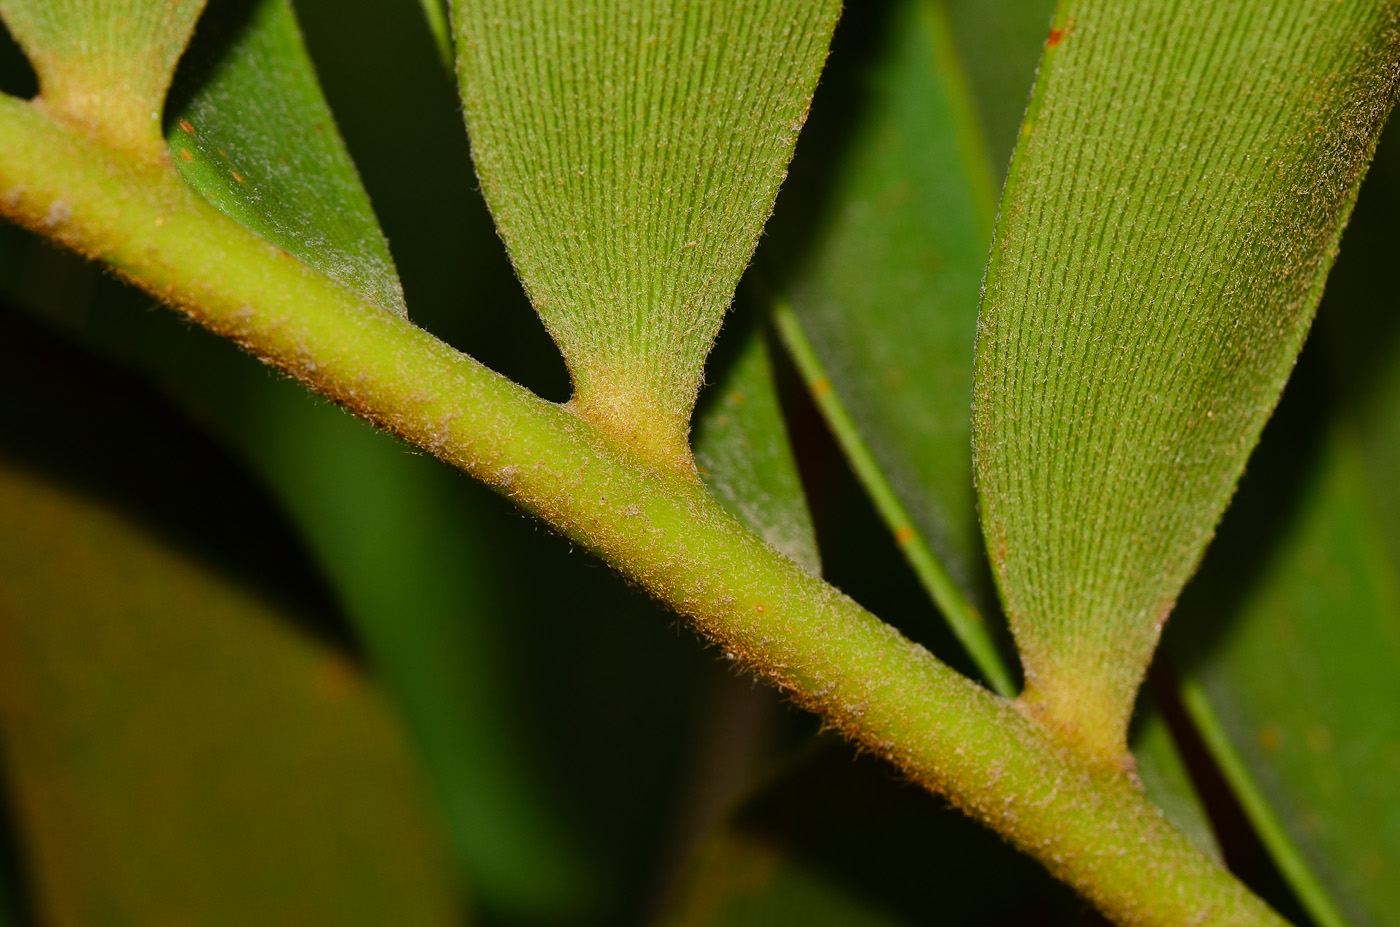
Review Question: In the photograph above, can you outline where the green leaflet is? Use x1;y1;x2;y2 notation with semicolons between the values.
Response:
711;1;1215;873
973;0;1400;765
693;319;819;576
452;0;841;468
0;0;205;157
167;0;405;316
0;321;460;926
764;5;1215;850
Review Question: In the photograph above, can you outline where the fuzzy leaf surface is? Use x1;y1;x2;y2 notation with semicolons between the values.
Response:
452;0;840;465
167;0;405;316
973;0;1400;763
0;0;205;155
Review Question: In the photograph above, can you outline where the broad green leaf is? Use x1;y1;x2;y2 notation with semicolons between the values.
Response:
0;465;461;926
0;0;205;157
0;338;461;925
452;0;841;468
693;319;819;575
973;0;1400;765
166;0;405;316
660;745;1094;926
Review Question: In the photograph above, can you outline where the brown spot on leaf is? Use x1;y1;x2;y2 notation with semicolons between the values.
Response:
811;377;831;397
178;119;196;134
180;149;193;162
231;171;245;183
894;526;915;546
1047;22;1070;48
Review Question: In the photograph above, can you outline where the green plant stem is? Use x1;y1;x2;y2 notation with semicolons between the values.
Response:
771;300;1017;698
0;93;1288;927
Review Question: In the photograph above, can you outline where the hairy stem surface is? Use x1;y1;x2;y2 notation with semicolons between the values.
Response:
0;94;1287;927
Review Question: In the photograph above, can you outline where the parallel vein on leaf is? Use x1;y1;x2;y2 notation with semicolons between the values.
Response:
974;0;1400;764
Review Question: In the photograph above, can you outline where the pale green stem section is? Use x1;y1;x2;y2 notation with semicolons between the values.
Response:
1179;681;1347;927
772;300;1017;698
0;94;1289;927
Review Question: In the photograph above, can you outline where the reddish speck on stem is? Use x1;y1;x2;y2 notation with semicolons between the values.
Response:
1047;24;1069;48
231;171;245;183
178;120;196;134
179;149;193;162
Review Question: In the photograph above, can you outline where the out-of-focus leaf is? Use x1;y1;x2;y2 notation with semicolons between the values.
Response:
166;0;405;315
0;310;460;926
417;0;451;68
769;0;995;607
452;0;841;467
763;0;1027;695
1130;702;1220;863
973;0;1400;765
0;0;204;156
0;260;595;919
1177;429;1399;927
0;800;26;927
694;320;819;575
659;745;1097;927
1169;129;1400;927
942;0;1056;174
0;465;461;926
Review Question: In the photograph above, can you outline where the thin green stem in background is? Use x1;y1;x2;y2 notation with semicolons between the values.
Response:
772;299;1017;698
1179;681;1347;927
0;92;1292;927
417;0;453;69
